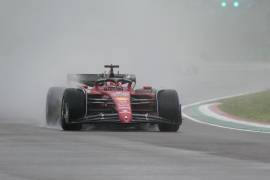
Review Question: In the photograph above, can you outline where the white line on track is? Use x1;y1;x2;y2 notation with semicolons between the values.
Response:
182;90;270;134
199;103;270;128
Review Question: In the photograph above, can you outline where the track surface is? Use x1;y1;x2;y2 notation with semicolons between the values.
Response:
1;63;270;180
0;122;270;180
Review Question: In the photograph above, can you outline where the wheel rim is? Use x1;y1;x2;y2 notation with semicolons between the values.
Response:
62;101;69;124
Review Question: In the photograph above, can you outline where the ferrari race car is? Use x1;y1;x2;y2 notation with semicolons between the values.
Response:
46;65;182;132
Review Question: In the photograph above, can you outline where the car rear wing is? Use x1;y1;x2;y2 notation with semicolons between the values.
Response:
67;74;101;87
67;74;136;87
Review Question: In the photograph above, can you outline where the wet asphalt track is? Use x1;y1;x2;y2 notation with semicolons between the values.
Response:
0;121;270;180
1;63;270;180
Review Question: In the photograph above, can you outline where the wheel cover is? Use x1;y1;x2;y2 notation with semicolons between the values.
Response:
62;102;69;124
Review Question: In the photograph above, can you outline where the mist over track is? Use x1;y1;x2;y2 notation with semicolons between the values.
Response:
1;1;270;179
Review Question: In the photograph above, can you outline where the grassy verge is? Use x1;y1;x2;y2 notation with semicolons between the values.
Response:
219;90;270;124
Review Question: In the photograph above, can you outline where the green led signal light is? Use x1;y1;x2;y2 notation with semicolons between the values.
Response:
221;1;227;7
233;1;240;7
220;1;240;8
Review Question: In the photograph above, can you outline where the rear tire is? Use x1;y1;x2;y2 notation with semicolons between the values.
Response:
60;88;86;131
157;90;182;132
46;87;65;126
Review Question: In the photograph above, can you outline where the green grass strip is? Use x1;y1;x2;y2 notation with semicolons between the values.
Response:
183;104;270;133
219;90;270;124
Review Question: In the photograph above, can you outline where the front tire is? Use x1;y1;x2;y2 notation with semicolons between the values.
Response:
60;88;86;131
157;90;182;132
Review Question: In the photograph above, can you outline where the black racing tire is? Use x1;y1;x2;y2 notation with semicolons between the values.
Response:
157;90;182;132
46;87;66;126
60;88;86;131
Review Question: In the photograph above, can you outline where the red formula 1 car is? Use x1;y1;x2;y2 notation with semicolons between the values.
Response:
46;65;182;132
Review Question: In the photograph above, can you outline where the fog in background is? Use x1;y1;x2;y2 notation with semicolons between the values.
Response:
0;0;270;124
